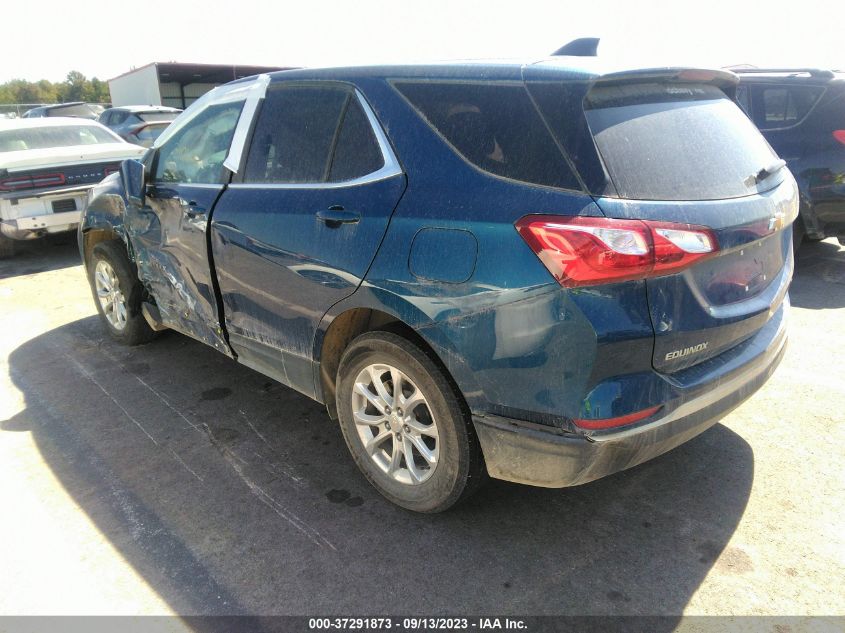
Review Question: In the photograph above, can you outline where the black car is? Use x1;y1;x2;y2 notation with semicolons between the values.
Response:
22;102;106;120
98;105;182;147
735;69;845;247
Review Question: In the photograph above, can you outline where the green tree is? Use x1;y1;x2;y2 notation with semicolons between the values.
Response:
0;71;110;105
59;70;88;102
36;79;58;103
85;77;109;103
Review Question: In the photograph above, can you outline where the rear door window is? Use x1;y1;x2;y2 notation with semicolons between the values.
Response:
756;86;823;129
393;81;581;191
585;83;779;201
244;85;385;184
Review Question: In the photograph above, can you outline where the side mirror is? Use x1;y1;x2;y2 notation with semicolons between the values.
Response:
121;158;146;207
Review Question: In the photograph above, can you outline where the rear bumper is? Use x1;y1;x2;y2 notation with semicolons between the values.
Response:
472;305;788;488
0;211;81;240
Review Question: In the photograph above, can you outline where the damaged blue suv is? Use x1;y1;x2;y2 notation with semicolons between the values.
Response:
80;60;796;512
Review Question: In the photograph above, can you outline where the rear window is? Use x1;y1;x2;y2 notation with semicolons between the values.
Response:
138;111;180;123
46;104;104;119
394;81;581;191
585;83;779;201
135;124;168;143
0;125;119;152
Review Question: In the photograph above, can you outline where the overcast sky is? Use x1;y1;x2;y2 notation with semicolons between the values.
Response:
1;0;841;83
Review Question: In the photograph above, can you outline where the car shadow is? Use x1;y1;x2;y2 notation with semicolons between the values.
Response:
3;316;755;624
0;237;81;280
791;238;845;309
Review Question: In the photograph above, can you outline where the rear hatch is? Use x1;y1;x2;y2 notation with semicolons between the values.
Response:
586;78;797;372
527;69;798;374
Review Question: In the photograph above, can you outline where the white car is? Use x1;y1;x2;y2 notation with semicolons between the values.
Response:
0;117;146;257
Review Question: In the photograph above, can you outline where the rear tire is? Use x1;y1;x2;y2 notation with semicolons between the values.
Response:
88;241;155;345
792;216;806;254
336;331;486;512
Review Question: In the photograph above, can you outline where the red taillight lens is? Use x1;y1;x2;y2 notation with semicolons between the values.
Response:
516;215;718;287
574;405;662;430
0;172;66;192
833;130;845;145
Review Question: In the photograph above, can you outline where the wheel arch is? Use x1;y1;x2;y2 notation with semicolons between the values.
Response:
81;226;123;269
79;176;131;268
314;297;482;421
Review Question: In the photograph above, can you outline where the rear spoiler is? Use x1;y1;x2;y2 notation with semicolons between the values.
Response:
731;67;835;79
591;67;739;99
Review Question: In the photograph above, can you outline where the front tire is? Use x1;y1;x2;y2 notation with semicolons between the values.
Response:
88;241;155;345
336;331;486;513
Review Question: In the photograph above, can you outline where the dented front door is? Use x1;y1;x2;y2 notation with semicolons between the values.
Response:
129;182;231;354
124;94;249;355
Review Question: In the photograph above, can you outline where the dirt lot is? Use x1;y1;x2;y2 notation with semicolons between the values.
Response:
0;236;843;618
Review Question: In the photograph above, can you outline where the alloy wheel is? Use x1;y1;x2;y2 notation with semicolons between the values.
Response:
351;363;440;485
94;259;128;331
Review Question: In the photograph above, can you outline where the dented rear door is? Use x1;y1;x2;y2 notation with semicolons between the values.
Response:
210;83;406;398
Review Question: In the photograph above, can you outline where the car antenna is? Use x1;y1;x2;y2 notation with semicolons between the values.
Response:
551;37;600;57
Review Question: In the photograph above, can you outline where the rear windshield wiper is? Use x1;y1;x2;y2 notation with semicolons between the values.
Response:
747;159;787;186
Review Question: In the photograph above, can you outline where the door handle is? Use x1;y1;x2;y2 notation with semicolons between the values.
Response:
316;207;360;228
181;200;207;220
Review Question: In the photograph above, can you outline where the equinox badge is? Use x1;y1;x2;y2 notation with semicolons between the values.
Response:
665;342;709;361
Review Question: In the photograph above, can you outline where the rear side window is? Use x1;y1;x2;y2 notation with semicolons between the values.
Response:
756;86;823;129
394;81;581;191
585;83;779;201
111;111;129;125
244;85;384;184
328;97;384;182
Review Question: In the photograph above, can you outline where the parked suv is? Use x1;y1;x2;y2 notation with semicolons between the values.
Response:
99;105;182;147
80;61;796;512
734;68;845;247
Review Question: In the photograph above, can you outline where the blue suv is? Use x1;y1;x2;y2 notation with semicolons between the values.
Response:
80;60;796;512
734;68;845;248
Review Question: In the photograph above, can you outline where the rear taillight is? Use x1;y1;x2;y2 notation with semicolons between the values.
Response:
516;215;719;287
833;130;845;145
0;172;66;192
574;405;662;430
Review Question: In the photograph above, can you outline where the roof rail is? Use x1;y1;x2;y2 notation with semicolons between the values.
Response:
732;68;835;79
551;37;600;57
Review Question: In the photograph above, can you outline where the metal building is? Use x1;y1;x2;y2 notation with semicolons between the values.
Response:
107;62;288;108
